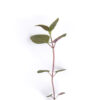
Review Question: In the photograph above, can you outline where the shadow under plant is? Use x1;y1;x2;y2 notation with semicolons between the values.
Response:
30;18;67;100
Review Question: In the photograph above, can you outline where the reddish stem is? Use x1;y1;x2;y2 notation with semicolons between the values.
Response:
51;37;56;100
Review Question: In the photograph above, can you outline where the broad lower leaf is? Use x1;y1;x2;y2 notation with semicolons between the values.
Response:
58;92;65;96
52;33;67;43
55;69;66;73
30;34;49;44
49;18;59;32
36;25;49;31
37;70;50;73
47;94;52;97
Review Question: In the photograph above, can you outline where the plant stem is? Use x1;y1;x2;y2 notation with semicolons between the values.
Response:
50;36;56;100
52;47;55;100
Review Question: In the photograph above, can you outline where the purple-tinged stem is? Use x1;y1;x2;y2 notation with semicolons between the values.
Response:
51;36;56;100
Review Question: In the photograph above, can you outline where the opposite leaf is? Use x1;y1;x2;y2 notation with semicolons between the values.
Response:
55;69;66;74
49;18;59;32
47;94;52;97
30;34;49;44
36;25;49;31
52;33;67;43
58;92;65;96
37;70;50;73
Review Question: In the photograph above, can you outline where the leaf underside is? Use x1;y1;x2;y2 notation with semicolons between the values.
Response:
30;34;49;44
36;24;49;31
49;18;59;32
37;70;50;73
53;33;67;43
55;69;66;73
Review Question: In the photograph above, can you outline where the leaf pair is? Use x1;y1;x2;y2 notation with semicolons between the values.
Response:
30;18;59;44
30;33;66;44
30;18;67;44
36;18;59;33
46;92;65;98
37;69;66;74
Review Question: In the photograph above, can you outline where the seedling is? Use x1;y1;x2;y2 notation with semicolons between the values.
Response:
30;18;67;100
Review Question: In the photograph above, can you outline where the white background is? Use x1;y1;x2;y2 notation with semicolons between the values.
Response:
0;0;100;100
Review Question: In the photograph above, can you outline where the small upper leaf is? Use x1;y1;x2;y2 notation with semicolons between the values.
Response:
52;33;67;43
37;70;50;73
55;69;66;74
49;18;59;32
46;94;52;97
36;25;49;31
30;34;49;44
58;92;65;96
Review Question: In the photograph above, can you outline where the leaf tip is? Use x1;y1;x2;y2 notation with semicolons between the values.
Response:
30;35;32;40
57;17;59;21
64;33;67;36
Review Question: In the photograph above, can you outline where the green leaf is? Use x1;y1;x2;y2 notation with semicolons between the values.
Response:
49;18;59;32
37;70;50;73
55;69;66;73
52;33;67;43
30;34;49;44
46;94;52;97
36;25;49;31
58;92;65;96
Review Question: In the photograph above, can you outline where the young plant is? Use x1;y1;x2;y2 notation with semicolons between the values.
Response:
30;18;67;100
